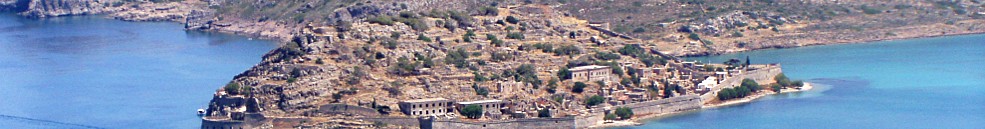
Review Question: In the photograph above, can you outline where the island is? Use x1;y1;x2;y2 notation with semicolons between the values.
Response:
4;0;982;128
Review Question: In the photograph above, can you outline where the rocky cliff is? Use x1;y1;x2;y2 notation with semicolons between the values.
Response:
18;0;119;18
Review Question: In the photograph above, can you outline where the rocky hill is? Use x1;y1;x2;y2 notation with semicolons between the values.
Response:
200;2;679;127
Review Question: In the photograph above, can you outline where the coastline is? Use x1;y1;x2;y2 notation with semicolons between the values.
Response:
592;83;816;128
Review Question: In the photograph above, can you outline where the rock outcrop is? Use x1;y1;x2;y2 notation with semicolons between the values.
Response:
0;0;28;11
18;0;119;18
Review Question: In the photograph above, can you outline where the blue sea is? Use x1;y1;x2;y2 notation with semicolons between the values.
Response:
619;34;985;128
0;13;277;128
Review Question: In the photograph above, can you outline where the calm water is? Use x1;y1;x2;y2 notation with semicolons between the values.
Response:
619;34;985;128
0;13;277;128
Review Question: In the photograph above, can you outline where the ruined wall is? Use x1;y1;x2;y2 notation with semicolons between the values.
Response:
619;95;702;116
430;118;577;129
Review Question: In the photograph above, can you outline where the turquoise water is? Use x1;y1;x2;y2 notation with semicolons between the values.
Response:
618;34;985;128
0;13;277;128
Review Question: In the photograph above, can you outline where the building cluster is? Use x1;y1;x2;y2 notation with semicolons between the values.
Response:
399;98;507;119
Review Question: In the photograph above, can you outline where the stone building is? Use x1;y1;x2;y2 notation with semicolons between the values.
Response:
456;100;505;117
399;98;453;117
570;65;612;83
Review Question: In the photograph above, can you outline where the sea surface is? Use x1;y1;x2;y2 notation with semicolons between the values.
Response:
0;13;277;128
618;34;985;128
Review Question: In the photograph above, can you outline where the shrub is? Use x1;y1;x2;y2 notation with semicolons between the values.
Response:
586;95;605;107
474;72;488;82
861;5;882;14
688;33;701;40
473;84;490;96
506;32;525;39
480;6;499;16
367;15;395;25
287;77;298;83
553;45;581;56
614;107;634;119
618;44;644;56
573;82;587;93
444;48;470;68
506;16;520;24
315;58;324;64
490;51;513;62
594;52;622;60
417;35;432;42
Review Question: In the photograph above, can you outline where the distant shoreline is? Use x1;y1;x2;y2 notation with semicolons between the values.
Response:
681;23;985;57
593;83;815;128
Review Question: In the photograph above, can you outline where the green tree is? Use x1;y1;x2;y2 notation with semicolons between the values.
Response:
688;33;701;40
505;16;520;24
792;80;805;87
617;44;644;56
573;82;587;93
461;105;483;119
224;83;241;94
557;68;572;80
474;72;488;82
774;73;791;87
473;84;489;96
604;113;618;120
771;84;782;92
741;79;760;91
586;95;605;107
417;35;432;42
614;107;634;120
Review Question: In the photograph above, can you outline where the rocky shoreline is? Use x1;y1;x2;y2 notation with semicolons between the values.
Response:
592;83;815;128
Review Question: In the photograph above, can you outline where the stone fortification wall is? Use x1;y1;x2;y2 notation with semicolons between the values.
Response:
619;95;702;115
357;117;421;127
429;117;577;129
201;113;266;129
318;104;381;117
573;111;604;128
743;64;783;85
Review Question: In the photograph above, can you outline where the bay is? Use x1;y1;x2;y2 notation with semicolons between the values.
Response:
620;34;985;128
0;13;277;128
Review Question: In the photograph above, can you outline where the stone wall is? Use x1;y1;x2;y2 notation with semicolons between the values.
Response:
318;103;381;117
618;95;702;116
357;117;421;127
573;111;604;128
429;118;577;129
201;113;266;129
